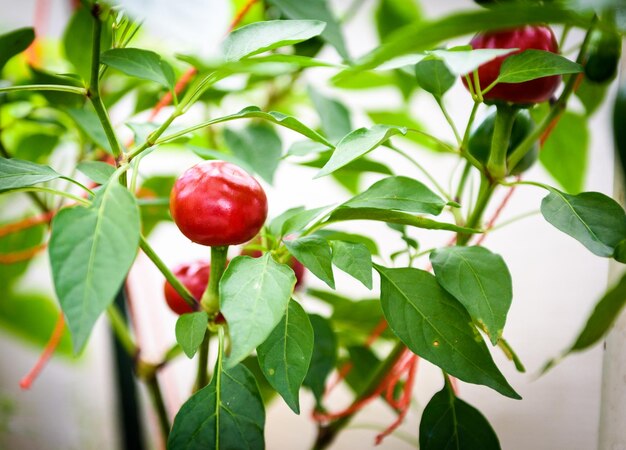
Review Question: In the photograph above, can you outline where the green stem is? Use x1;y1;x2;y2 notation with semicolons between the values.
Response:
127;111;181;161
0;84;87;95
454;161;472;203
486;104;516;180
194;331;210;392
200;246;229;313
6;187;90;205
461;101;480;151
146;375;171;439
106;304;138;357
405;128;457;154
457;175;495;246
436;97;462;145
139;235;197;309
312;341;406;450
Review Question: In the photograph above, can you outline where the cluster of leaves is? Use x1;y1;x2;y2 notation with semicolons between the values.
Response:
1;0;626;449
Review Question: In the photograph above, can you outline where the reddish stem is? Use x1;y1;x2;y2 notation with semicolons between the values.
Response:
20;313;65;390
0;211;55;238
228;0;259;32
0;243;47;264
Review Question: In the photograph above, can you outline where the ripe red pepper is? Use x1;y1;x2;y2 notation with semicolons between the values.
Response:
170;161;268;247
463;25;560;104
163;260;209;315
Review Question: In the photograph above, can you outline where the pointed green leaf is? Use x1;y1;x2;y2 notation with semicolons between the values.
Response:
49;181;140;352
175;312;209;358
284;236;334;289
223;123;282;184
308;86;352;143
220;254;296;367
101;48;175;89
0;157;61;192
222;19;326;62
64;106;113;154
430;246;513;345
315;125;406;178
420;381;501;450
375;0;422;42
496;49;582;84
77;161;116;185
376;265;519;399
331;240;373;289
342;176;446;216
414;57;455;98
257;300;314;414
303;314;337;403
168;363;265;449
427;48;515;76
0;27;35;71
540;189;626;258
280;205;332;236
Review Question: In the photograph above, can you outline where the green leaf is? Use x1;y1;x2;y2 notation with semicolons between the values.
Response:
284;236;335;289
257;300;314;414
540;189;626;258
223;123;282;184
539;111;588;194
315;229;379;255
570;273;626;352
29;67;85;107
308;86;352;143
376;265;519;399
49;181;140;353
315;125;407;178
367;110;450;152
63;7;111;81
76;161;115;185
414;57;455;98
420;381;501;450
343;346;380;393
269;206;306;236
331;240;373;289
0;157;61;192
575;78;608;117
0;221;46;287
375;0;422;42
241;356;278;404
101;48;175;89
280;205;331;236
138;175;176;236
266;0;349;60
430;246;513;345
220;254;296;367
497;50;582;84
175;312;209;358
222;20;326;62
342;176;446;216
0;27;35;72
327;207;480;234
427;47;515;76
168;363;265;449
13;133;60;164
64;106;113;154
303;314;337;403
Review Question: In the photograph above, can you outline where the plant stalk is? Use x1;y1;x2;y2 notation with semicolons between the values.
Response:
200;246;229;313
486;104;516;180
146;375;171;440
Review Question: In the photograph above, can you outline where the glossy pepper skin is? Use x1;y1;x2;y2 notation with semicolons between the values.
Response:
585;29;622;84
163;260;209;315
170;161;268;246
241;247;306;289
464;25;560;104
468;109;538;175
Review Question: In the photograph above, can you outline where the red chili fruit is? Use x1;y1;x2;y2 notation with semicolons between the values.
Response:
463;25;560;104
241;248;306;290
163;260;209;315
170;161;268;246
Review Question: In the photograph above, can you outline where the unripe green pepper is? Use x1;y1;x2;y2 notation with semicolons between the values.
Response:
468;110;539;175
585;29;622;84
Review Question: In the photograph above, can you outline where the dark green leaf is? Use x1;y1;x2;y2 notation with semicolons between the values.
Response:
257;300;314;414
63;7;111;81
420;381;501;450
414;58;455;97
576;78;608;116
315;229;379;255
342;176;446;216
220;254;296;367
539;111;588;194
168;363;265;449
64;106;113;154
0;27;34;72
375;0;422;42
222;19;326;61
28;67;85;107
269;206;306;236
13;133;59;164
76;161;115;185
303;314;337;403
266;0;349;60
343;346;380;393
49;181;140;353
331;240;373;289
376;265;519;398
0;157;61;192
175;312;209;358
315;125;406;178
367;110;450;152
285;236;334;288
430;246;513;345
101;48;175;89
241;356;278;404
308;86;352;143
223;123;282;184
497;50;582;84
540;189;626;258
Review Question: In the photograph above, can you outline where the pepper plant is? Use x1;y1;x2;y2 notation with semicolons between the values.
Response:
1;0;626;449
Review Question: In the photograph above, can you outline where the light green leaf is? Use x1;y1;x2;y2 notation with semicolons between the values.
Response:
280;205;332;236
220;254;296;367
269;206;306;236
367;110;450;152
315;229;379;255
257;300;314;414
315;125;406;178
76;161;115;185
303;314;337;403
63;8;111;81
375;0;422;42
414;57;455;97
0;157;61;192
168;363;265;449
376;265;519;398
49;181;140;353
0;27;35;71
175;312;209;358
101;48;175;89
497;49;582;84
430;246;513;345
331;240;373;289
223;123;282;184
222;19;326;62
285;236;334;289
428;47;515;76
64;106;113;154
308;86;352;143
